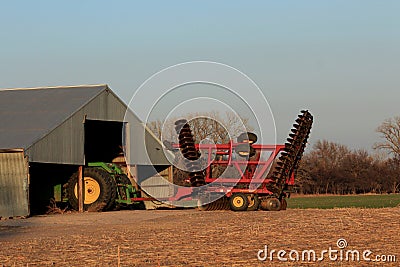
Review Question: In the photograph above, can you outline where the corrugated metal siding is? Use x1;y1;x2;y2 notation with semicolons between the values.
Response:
125;111;170;165
0;151;29;218
140;167;174;198
141;176;174;199
26;90;127;164
26;117;84;164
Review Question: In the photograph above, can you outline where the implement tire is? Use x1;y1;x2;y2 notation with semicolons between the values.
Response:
260;197;281;211
237;132;258;144
235;143;256;158
246;194;260;211
229;193;249;211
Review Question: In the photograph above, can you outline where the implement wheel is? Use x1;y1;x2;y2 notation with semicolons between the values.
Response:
237;132;258;144
67;167;117;211
229;193;249;211
235;143;256;158
260;197;281;211
246;194;260;211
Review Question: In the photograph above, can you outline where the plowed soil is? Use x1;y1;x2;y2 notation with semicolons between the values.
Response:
1;208;399;266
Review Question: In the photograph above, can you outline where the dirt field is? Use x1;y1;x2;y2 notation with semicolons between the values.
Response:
1;208;399;266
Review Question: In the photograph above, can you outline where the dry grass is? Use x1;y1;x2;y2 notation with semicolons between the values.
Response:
0;208;399;266
45;199;68;215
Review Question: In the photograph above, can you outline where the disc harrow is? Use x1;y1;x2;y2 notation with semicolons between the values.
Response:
198;197;230;211
166;111;313;212
175;119;206;187
268;110;313;196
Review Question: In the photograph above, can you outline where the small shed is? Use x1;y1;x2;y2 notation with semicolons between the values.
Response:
0;84;170;217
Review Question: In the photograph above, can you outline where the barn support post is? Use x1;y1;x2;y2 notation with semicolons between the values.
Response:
78;166;84;212
79;114;87;212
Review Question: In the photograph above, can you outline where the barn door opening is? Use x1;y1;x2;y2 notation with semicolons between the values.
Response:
84;120;125;164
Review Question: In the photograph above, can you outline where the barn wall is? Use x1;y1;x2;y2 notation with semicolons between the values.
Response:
26;88;170;165
26;90;127;164
0;150;29;218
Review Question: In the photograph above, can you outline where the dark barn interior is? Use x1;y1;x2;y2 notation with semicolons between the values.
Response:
84;119;124;163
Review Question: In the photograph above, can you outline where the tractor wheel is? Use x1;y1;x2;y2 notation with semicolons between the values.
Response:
246;194;260;211
67;167;117;211
229;193;249;211
260;197;281;211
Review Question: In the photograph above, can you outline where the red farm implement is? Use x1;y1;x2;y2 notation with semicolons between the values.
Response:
161;110;314;211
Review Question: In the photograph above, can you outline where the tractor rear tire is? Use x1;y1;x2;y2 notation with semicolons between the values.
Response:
229;193;249;211
67;167;117;212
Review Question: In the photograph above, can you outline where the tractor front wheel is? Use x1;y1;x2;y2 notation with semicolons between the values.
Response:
67;167;117;211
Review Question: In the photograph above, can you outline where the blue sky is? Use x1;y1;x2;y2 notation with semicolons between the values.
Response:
1;1;399;151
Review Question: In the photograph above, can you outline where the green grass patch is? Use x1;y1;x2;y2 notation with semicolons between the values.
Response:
287;194;400;209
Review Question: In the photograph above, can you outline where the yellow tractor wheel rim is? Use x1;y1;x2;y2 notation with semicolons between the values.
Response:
74;177;101;204
232;196;244;208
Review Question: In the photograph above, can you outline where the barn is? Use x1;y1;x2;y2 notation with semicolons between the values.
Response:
0;84;171;217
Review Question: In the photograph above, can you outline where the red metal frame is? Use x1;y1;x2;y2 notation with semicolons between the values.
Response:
131;141;295;202
195;142;294;197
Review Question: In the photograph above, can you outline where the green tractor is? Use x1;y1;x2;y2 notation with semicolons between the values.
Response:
65;162;144;211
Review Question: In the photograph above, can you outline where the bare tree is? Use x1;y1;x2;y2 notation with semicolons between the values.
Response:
147;111;253;144
384;158;400;193
341;149;375;194
297;139;400;195
297;140;351;194
374;116;400;158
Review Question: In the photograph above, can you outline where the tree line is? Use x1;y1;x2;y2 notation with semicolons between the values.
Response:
297;117;400;195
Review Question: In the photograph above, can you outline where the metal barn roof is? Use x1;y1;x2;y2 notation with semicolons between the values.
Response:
0;84;169;165
0;85;105;150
